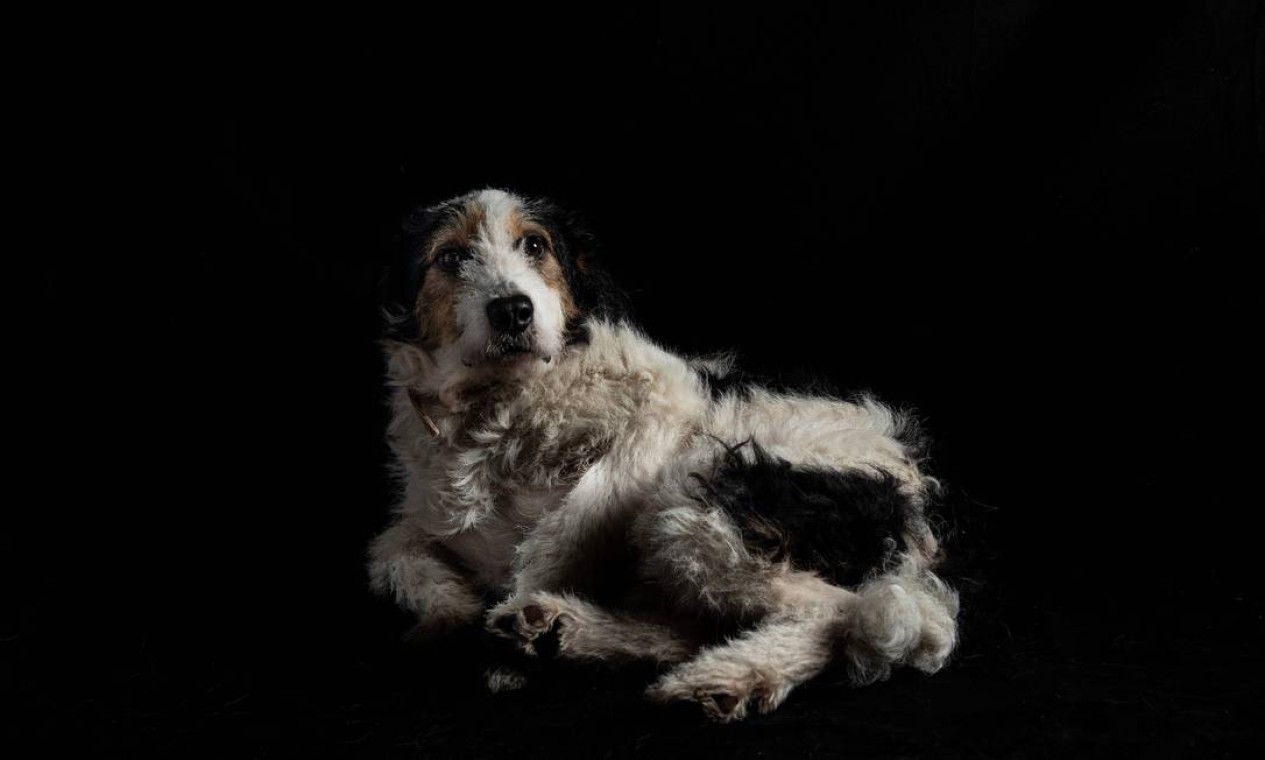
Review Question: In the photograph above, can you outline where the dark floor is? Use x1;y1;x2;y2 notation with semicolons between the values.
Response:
9;462;1263;757
10;580;1264;758
13;1;1264;756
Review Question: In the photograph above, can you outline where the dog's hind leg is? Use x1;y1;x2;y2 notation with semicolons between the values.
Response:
632;482;956;720
488;591;695;664
647;568;958;721
633;494;849;720
646;610;840;722
631;499;784;623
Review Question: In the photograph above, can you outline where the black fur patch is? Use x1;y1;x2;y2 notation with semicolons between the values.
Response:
693;441;919;587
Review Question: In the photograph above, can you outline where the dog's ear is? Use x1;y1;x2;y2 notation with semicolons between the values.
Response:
535;202;632;329
380;205;443;343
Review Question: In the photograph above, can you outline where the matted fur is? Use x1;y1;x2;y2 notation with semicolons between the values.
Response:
369;188;959;721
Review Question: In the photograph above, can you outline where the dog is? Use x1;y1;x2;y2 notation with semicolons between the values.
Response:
368;188;959;721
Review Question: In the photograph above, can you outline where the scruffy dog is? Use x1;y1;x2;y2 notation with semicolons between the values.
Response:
368;188;959;721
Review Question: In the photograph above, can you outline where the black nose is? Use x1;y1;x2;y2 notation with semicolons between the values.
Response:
486;295;534;334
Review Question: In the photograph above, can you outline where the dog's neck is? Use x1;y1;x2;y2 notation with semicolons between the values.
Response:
405;388;443;438
403;379;507;439
389;340;574;443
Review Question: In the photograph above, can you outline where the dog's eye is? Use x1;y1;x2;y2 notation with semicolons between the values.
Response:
436;247;471;273
522;234;547;260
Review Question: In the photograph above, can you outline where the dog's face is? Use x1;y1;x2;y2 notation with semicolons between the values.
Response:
385;189;625;384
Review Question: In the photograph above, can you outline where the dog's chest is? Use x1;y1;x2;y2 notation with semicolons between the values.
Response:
441;485;568;589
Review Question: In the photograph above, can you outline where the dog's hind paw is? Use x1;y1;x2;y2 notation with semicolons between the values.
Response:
647;663;790;723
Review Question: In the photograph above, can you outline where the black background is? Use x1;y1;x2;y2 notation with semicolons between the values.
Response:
13;2;1263;756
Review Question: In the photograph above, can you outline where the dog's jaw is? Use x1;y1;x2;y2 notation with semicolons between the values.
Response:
462;332;556;369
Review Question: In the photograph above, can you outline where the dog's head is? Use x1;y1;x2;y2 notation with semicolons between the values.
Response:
383;189;627;391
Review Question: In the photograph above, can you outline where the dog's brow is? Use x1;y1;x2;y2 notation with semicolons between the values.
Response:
426;210;488;260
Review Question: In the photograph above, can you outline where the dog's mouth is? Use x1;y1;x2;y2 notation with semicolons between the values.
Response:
488;332;533;359
462;333;552;367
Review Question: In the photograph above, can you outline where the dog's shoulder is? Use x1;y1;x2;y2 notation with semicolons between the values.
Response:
531;319;710;418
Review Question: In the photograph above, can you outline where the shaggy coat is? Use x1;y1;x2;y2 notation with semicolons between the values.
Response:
369;189;958;721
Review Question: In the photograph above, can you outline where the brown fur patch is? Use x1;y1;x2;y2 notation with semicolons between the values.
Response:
424;202;486;262
416;266;461;349
414;202;488;349
539;253;579;323
502;206;525;242
520;222;579;324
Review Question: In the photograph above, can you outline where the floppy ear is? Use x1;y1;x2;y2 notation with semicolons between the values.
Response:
539;203;633;329
380;206;441;343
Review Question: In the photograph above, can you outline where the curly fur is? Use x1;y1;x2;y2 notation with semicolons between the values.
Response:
368;188;959;721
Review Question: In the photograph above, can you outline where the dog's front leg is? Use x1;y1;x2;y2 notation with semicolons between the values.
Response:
485;460;625;632
368;517;484;639
489;590;694;664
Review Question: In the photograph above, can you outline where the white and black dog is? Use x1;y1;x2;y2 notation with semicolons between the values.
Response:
368;188;959;721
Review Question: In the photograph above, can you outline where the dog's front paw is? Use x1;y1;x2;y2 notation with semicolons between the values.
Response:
486;593;574;656
484;666;529;693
